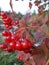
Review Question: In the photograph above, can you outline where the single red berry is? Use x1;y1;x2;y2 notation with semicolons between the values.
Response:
15;41;22;50
0;44;7;49
5;36;11;43
5;17;12;23
2;30;8;36
11;36;15;42
1;12;6;16
3;17;12;25
2;30;12;37
1;12;7;19
15;21;19;25
17;56;23;61
9;42;16;50
21;40;29;50
8;32;12;36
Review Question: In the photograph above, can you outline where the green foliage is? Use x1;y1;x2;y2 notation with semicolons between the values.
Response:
0;50;24;65
0;34;3;43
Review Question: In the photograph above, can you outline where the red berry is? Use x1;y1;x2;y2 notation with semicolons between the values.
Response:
9;42;16;50
17;56;23;61
3;17;12;25
5;25;12;29
2;30;8;36
1;12;6;16
15;21;19;25
5;17;12;23
1;12;7;19
5;36;11;43
8;32;12;36
2;30;11;36
11;36;15;42
21;40;29;50
0;44;7;49
25;39;32;48
15;41;22;50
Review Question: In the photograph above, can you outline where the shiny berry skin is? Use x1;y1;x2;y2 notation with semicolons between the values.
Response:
15;21;19;25
5;36;15;43
17;56;23;61
0;44;7;49
4;17;12;23
7;32;12;36
2;30;8;36
5;25;12;29
2;30;11;36
9;42;16;50
21;40;29;50
3;19;10;23
1;12;6;16
5;36;11;43
11;36;15;42
1;12;7;19
15;41;22;50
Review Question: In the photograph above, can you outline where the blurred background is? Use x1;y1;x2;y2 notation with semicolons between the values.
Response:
0;0;49;15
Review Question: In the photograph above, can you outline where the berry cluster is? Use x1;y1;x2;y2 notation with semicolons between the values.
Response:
0;12;33;53
1;12;19;29
1;31;32;53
